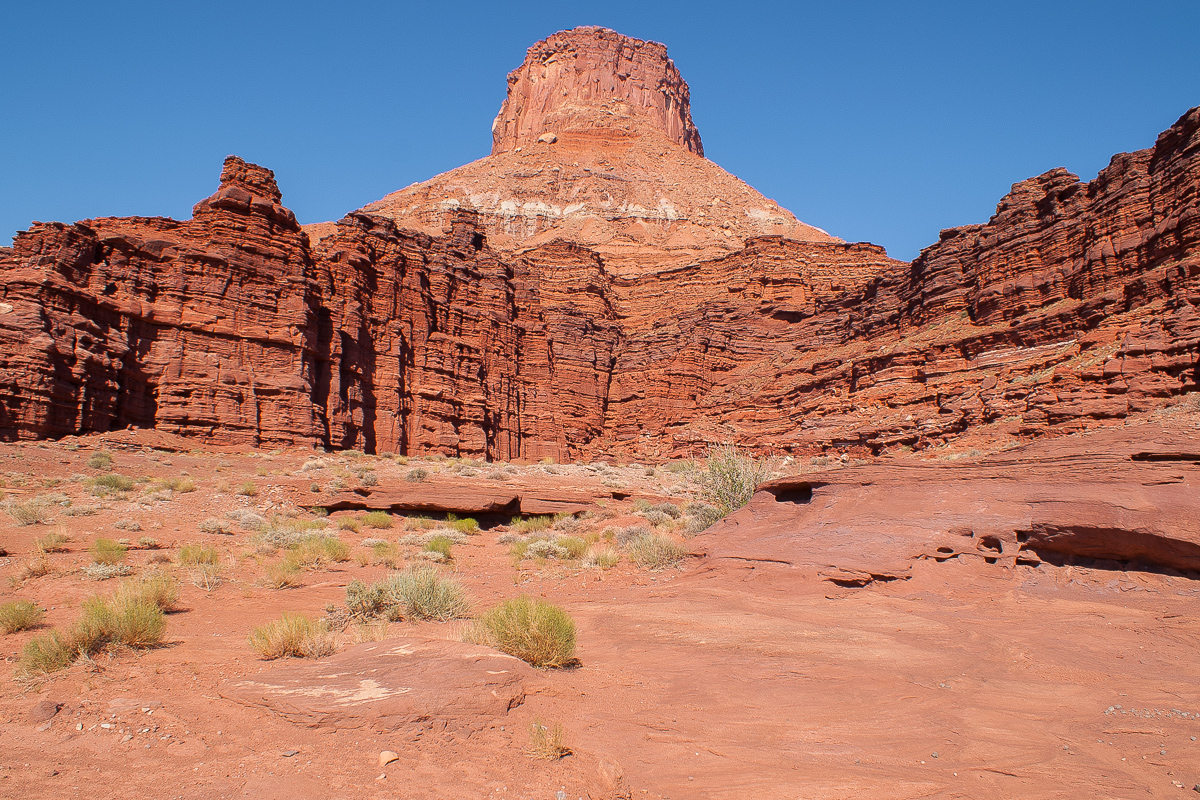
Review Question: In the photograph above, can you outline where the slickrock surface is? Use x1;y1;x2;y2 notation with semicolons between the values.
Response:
351;27;836;266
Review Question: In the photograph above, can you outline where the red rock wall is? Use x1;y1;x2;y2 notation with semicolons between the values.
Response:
1;107;1197;459
490;26;703;156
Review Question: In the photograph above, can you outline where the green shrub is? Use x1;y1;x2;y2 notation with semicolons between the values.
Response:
0;600;44;634
347;566;469;622
19;630;74;675
423;534;454;560
91;538;127;565
627;532;687;570
117;573;180;612
446;514;480;535
556;536;588;559
288;534;350;568
248;613;336;659
511;515;553;534
696;444;773;515
464;596;576;668
362;511;394;529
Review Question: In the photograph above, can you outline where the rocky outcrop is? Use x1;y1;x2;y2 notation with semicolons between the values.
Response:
490;26;703;157
352;27;835;267
692;424;1200;583
0;157;321;448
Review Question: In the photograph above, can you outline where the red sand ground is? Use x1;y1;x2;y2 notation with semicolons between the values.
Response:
1;430;1198;798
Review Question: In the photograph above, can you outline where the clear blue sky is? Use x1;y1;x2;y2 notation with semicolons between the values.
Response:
2;1;1197;261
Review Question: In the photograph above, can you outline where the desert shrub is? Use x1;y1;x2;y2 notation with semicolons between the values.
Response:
511;515;553;534
62;504;99;517
301;459;325;472
362;511;394;529
632;498;651;513
248;613;336;659
35;530;69;553
446;514;480;535
113;518;142;532
404;468;428;483
403;515;436;531
179;542;219;566
198;518;232;535
525;539;567;560
641;510;672;527
264;559;302;589
91;538;127;565
696;444;774;515
235;481;258;497
88;473;135;493
423;534;454;560
225;509;267;530
626;531;687;570
528;719;570;760
116;573;179;612
288;534;351;568
614;525;651;546
360;471;378;487
487;470;510;482
190;563;224;590
6;499;50;526
82;563;133;580
345;579;388;620
683;502;723;535
649;502;682;519
0;600;44;634
18;630;74;675
464;596;576;668
336;516;362;532
13;556;55;583
582;545;619;569
86;451;113;470
368;540;399;567
556;536;588;559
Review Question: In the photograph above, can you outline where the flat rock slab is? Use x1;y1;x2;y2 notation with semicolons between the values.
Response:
220;638;532;731
300;485;599;516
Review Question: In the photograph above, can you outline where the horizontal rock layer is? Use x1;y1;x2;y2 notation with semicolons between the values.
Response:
1;107;1198;459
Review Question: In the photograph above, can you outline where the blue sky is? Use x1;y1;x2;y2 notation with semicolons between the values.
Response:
2;1;1197;260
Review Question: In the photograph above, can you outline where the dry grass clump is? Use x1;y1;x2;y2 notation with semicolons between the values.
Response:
6;499;50;526
423;534;454;561
198;518;233;535
91;538;127;565
0;600;44;634
336;516;362;532
248;613;336;660
264;559;302;589
86;451;113;470
155;476;196;493
86;473;135;496
113;518;142;531
226;509;267;531
463;596;576;668
403;515;437;531
18;585;167;676
287;534;351;569
362;511;394;529
626;531;688;570
528;719;570;760
511;515;553;534
235;481;258;497
366;540;399;568
12;556;55;584
346;565;469;622
582;545;619;569
117;573;180;612
404;468;428;483
62;504;99;517
179;543;219;566
35;529;69;553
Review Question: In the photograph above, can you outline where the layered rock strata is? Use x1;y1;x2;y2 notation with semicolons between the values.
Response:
1;114;1197;458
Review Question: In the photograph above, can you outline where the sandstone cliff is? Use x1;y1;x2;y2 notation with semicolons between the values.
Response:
1;33;1197;460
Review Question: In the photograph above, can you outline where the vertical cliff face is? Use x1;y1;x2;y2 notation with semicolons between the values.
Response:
0;157;321;447
490;26;703;157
